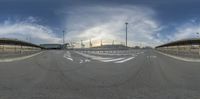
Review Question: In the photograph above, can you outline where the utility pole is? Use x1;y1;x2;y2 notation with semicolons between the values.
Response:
197;32;200;38
81;40;83;48
81;40;85;48
101;40;103;46
29;37;31;43
125;22;128;47
63;30;65;44
89;39;92;48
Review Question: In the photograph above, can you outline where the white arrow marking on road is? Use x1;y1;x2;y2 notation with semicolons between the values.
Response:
115;57;135;63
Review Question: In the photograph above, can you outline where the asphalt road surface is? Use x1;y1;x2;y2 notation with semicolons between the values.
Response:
0;49;200;99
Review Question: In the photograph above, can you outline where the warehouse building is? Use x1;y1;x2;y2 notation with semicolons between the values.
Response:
40;44;62;49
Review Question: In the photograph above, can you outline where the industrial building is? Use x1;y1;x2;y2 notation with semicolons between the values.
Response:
92;44;128;50
40;44;62;49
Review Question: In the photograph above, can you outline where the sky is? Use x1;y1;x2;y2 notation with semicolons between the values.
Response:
0;0;200;47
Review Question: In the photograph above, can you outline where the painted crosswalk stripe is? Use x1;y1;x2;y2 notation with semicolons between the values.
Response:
63;51;73;61
115;57;134;63
100;58;125;62
63;55;73;61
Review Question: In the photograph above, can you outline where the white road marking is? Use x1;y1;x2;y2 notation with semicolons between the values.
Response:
85;59;91;62
100;58;125;62
88;52;130;56
115;57;135;63
63;55;73;61
80;59;83;63
63;51;73;61
132;54;137;57
75;51;136;63
75;51;113;60
147;55;157;58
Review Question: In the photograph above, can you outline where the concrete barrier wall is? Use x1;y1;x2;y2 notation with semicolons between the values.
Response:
0;44;41;54
156;45;200;58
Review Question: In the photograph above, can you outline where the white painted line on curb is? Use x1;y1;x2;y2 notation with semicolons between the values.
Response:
0;51;43;63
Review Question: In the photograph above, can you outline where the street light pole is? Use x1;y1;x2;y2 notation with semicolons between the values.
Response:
63;30;65;44
197;32;200;38
125;22;128;47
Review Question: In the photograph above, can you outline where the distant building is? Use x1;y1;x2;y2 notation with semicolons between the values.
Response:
40;44;62;49
93;44;127;49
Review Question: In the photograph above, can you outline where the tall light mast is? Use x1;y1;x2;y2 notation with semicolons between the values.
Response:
125;22;128;47
63;30;65;44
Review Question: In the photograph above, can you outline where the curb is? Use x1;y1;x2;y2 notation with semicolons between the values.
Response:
0;51;44;63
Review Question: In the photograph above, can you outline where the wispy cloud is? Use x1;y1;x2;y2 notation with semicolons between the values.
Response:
0;17;61;44
64;5;163;47
169;19;200;41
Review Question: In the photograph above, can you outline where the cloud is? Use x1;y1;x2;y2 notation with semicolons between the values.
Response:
169;19;200;41
0;17;61;44
64;5;162;47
